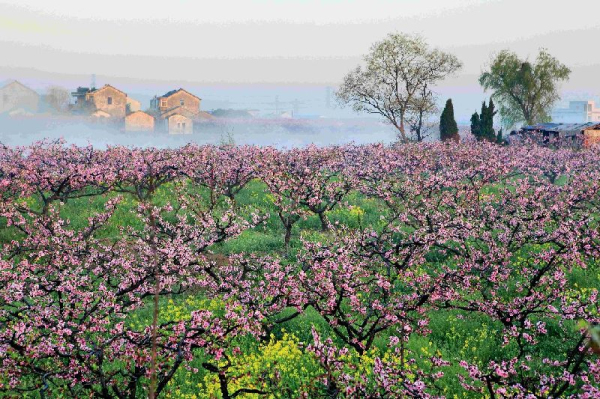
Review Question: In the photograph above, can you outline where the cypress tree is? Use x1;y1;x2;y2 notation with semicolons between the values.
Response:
440;99;459;142
472;99;498;142
480;101;489;140
482;98;497;141
470;112;481;139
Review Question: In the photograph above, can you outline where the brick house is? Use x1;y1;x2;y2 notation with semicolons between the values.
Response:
72;84;127;120
86;85;127;119
0;81;40;114
167;114;192;134
125;111;155;132
151;88;201;115
150;88;209;133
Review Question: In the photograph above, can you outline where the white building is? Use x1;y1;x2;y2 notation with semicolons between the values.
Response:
552;100;600;123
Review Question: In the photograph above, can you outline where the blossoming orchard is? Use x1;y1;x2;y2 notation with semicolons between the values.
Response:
1;140;599;398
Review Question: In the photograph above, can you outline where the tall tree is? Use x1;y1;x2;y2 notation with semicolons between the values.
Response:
479;48;570;128
336;32;462;142
471;99;497;142
439;98;459;142
470;112;481;139
480;98;497;141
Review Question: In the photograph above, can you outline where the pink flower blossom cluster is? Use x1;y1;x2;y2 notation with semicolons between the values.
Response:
0;139;599;397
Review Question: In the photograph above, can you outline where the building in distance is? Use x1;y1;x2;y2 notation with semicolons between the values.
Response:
519;122;600;148
71;84;128;120
150;88;214;133
552;100;600;123
125;111;155;132
0;81;40;115
151;88;201;115
167;114;192;134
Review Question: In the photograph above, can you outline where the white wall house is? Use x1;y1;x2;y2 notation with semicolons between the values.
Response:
552;100;600;123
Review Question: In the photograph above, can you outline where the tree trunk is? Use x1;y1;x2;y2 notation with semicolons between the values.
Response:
219;372;231;399
148;207;160;399
399;117;408;142
325;380;339;399
318;212;329;232
284;224;292;250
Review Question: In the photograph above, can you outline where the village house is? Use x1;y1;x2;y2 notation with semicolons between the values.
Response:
125;111;155;132
167;114;192;134
519;122;600;148
85;85;127;119
71;84;128;120
150;88;214;133
0;81;40;114
151;88;201;115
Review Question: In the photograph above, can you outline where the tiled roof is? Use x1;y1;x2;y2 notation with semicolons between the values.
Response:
159;88;201;101
0;80;40;97
90;84;127;96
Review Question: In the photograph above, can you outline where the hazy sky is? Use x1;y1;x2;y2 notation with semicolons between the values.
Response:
1;0;599;119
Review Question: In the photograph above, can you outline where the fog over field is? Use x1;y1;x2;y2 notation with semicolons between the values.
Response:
0;116;403;148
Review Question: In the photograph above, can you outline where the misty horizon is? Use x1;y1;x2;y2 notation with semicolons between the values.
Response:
1;0;599;144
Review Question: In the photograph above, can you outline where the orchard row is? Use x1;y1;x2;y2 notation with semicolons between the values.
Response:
0;140;599;398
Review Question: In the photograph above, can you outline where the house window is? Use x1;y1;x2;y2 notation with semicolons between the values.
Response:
161;100;167;107
177;122;181;129
180;99;185;106
182;123;186;130
107;97;113;105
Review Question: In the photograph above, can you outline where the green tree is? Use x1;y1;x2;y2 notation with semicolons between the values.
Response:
480;98;497;141
479;48;570;128
439;99;459;142
470;112;481;139
336;32;462;142
470;99;497;142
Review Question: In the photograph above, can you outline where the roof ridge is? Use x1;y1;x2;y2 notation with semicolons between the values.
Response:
0;80;40;96
91;84;127;96
159;88;202;101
